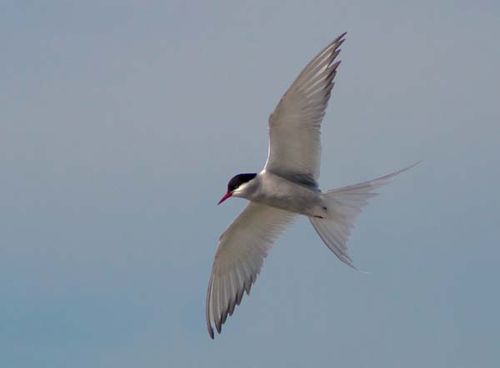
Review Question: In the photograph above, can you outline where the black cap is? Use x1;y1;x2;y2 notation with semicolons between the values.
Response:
227;173;257;192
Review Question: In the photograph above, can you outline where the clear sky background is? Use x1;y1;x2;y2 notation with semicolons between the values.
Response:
1;1;499;367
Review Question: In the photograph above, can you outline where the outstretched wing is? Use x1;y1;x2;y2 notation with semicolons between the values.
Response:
265;33;346;185
206;203;295;338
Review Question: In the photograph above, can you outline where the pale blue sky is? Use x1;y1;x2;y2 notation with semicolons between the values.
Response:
1;1;499;367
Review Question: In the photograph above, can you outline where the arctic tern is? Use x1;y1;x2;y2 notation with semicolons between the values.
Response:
206;33;415;338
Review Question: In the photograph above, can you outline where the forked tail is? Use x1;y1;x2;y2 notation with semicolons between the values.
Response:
309;163;419;269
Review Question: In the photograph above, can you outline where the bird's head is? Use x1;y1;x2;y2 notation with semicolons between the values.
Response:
218;173;257;205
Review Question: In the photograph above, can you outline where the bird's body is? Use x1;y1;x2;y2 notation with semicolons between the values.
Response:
206;33;415;338
235;170;327;218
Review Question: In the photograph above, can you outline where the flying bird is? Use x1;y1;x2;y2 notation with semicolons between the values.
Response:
206;33;415;338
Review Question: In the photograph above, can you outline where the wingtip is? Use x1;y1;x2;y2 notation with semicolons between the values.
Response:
329;33;347;57
337;31;348;41
208;324;215;339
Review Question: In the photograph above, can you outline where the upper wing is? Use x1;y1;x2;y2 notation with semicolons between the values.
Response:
265;33;346;184
206;203;295;338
